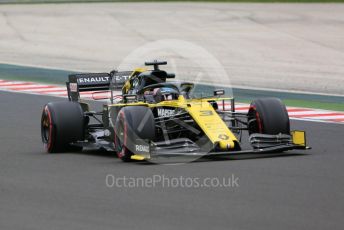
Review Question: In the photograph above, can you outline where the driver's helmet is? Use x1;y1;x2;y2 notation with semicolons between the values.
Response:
153;87;179;103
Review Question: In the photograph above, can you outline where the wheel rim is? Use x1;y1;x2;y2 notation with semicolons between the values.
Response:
248;106;263;134
117;119;124;151
41;106;53;151
116;112;128;158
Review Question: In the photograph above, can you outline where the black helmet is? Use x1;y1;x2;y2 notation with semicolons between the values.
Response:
153;87;179;103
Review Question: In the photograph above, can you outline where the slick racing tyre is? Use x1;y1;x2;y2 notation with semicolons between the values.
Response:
115;106;155;162
248;98;290;135
41;101;85;153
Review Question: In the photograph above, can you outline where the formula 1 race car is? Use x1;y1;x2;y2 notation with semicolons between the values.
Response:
41;60;310;162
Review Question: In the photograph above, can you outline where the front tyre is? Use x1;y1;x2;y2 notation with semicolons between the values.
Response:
41;101;85;153
248;98;290;135
115;106;155;162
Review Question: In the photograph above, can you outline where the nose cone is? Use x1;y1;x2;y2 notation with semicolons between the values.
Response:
218;140;234;150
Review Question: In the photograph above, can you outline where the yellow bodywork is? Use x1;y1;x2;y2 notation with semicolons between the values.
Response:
182;98;237;150
291;130;306;147
130;154;146;161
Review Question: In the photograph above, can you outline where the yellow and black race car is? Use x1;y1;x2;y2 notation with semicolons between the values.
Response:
41;61;310;162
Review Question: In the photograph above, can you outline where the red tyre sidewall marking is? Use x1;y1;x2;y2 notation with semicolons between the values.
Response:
44;106;53;152
249;106;263;133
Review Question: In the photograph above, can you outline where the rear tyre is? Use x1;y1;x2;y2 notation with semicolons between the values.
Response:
115;106;155;162
248;98;290;135
41;101;85;153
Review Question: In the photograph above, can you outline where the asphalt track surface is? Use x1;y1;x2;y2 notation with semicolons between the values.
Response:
0;90;343;230
1;3;344;95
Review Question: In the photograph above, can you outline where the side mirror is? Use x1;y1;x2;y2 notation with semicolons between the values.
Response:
214;89;225;96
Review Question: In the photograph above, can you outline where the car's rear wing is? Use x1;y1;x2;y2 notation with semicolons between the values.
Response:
66;71;132;101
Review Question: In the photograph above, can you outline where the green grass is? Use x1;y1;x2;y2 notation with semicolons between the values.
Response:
281;99;344;111
0;63;74;85
231;87;344;111
1;0;344;4
236;98;344;111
